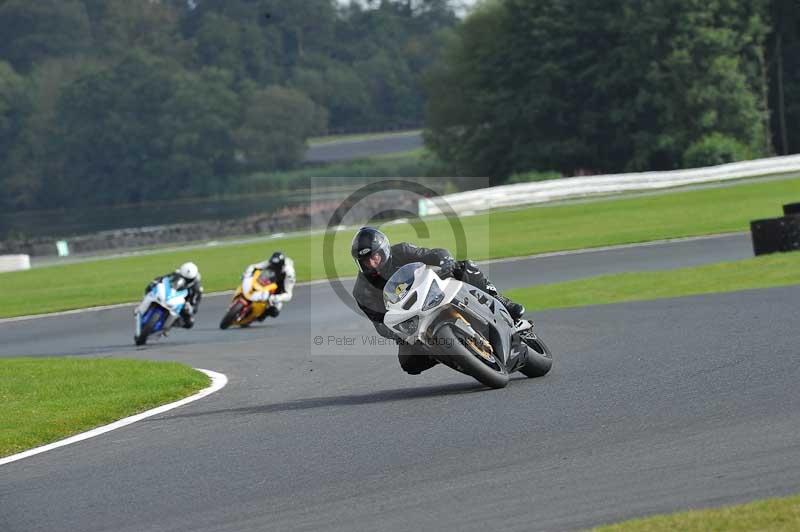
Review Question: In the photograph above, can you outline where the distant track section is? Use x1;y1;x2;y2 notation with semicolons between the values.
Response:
305;131;422;162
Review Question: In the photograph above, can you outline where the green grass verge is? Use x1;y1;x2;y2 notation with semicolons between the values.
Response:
0;358;209;458
1;177;798;318
507;251;800;312
594;493;800;531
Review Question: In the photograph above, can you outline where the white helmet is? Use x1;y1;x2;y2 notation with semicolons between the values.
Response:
178;262;199;281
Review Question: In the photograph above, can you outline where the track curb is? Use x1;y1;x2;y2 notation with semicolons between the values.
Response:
0;368;228;467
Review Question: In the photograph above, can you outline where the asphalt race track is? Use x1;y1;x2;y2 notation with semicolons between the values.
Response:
304;132;423;163
3;233;800;532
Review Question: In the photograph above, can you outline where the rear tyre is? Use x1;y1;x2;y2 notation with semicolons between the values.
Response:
135;311;161;346
519;334;553;378
436;325;509;389
220;301;245;330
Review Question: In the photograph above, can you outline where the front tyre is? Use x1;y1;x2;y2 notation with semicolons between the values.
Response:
436;325;509;389
519;334;553;378
135;311;161;346
220;300;246;330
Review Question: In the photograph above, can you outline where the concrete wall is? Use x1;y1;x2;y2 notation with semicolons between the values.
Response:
0;195;416;258
0;254;30;272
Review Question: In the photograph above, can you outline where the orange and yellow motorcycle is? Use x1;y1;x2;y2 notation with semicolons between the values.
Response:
219;268;278;329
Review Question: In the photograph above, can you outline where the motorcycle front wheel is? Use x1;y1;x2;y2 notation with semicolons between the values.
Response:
435;325;509;389
518;333;553;378
220;300;246;330
135;311;161;346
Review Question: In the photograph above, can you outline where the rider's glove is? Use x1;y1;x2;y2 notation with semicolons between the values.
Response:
438;258;457;279
252;292;270;303
268;295;278;305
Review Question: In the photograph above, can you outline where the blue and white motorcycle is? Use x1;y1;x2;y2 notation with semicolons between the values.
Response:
134;275;189;346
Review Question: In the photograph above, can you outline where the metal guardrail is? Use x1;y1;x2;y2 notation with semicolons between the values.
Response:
422;154;800;216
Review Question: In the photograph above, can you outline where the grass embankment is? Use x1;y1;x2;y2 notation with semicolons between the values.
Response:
1;177;798;318
0;358;209;458
236;148;434;195
594;493;800;531
507;251;800;312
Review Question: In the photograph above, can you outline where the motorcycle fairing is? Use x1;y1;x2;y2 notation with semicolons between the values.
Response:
134;276;189;339
383;263;527;371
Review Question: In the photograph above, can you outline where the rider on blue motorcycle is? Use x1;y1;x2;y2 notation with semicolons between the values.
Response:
145;262;203;328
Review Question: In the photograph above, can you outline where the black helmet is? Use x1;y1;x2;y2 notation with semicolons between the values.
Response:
351;227;391;275
269;251;285;268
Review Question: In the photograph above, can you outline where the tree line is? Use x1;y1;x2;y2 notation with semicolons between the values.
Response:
425;0;800;182
0;0;459;210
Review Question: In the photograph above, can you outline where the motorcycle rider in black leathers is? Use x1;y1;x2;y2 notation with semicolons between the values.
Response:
145;261;203;329
350;227;526;375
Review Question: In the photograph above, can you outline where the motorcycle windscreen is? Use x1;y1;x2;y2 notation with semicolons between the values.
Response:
383;262;425;307
257;269;277;286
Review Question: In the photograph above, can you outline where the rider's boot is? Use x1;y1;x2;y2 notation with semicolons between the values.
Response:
456;260;525;323
482;287;525;322
265;299;282;319
179;305;195;329
494;294;526;323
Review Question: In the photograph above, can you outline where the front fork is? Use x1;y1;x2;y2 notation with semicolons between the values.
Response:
134;311;142;338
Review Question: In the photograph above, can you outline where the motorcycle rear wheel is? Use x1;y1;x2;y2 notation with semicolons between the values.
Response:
436;325;509;389
220;301;246;330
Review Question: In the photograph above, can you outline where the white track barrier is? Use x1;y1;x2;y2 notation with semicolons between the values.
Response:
0;254;31;273
422;154;800;216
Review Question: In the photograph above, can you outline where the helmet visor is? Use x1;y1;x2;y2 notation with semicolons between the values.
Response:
357;244;389;274
358;252;382;272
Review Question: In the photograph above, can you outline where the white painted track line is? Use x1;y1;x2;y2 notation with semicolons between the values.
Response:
0;369;228;467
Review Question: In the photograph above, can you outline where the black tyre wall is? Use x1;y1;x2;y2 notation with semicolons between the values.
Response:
750;216;800;255
783;203;800;216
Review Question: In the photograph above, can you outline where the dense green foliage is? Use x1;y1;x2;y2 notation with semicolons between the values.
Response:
4;0;799;215
0;0;459;210
425;0;798;182
769;0;800;155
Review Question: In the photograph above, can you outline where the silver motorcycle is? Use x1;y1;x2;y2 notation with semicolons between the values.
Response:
383;262;553;388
